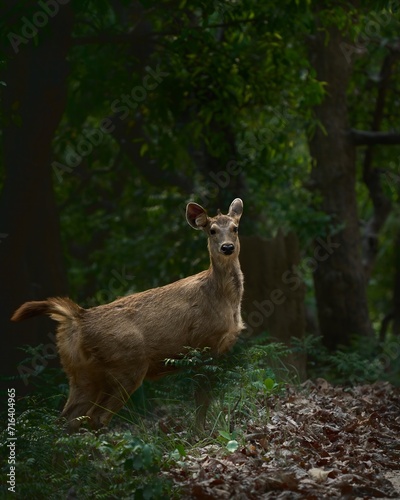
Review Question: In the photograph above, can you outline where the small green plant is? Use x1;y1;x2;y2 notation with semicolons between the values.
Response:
147;338;291;436
168;443;187;464
327;350;382;385
218;430;239;453
164;346;221;375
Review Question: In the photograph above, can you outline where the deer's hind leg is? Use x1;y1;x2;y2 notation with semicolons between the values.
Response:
61;375;103;432
86;366;149;429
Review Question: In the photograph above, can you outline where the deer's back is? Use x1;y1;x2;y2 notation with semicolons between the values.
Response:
79;270;243;369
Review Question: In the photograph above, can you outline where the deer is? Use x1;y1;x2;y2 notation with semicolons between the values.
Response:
11;198;244;431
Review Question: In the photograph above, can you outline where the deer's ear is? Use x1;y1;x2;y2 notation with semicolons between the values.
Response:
186;202;209;230
228;198;243;221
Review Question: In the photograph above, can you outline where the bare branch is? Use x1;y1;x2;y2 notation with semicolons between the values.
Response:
351;129;400;145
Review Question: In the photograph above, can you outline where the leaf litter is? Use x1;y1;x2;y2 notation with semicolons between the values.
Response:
163;380;400;499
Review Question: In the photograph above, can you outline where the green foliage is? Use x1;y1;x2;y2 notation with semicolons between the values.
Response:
327;350;383;385
145;337;291;437
4;328;399;498
0;0;398;339
25;0;396;347
16;344;68;400
3;3;400;494
0;402;172;499
48;0;337;305
165;346;215;372
0;336;298;499
295;334;400;385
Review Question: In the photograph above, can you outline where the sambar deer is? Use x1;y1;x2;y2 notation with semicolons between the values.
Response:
11;198;244;431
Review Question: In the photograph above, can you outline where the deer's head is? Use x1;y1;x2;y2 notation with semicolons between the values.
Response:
186;198;243;259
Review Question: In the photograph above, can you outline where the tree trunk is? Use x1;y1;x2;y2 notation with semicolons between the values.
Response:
240;231;307;379
392;228;400;337
0;3;73;392
308;25;373;350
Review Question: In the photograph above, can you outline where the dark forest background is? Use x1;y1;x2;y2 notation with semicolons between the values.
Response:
2;2;400;498
1;0;400;393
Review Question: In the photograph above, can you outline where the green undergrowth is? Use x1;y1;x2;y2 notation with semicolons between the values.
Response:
0;402;173;499
0;337;291;499
295;333;400;386
1;332;399;498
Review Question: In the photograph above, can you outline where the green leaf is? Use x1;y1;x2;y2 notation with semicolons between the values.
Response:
264;377;276;391
218;430;232;441
175;443;187;457
226;440;239;453
140;143;149;156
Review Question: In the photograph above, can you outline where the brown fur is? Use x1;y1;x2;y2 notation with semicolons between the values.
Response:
11;199;244;431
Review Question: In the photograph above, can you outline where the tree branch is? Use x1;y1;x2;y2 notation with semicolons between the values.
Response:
360;52;396;279
379;311;394;342
72;17;265;46
72;33;153;46
350;129;400;145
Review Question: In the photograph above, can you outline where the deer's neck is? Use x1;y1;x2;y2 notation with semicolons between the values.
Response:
208;255;243;305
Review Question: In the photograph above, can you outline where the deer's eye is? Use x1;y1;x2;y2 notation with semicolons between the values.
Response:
210;229;216;235
233;226;238;233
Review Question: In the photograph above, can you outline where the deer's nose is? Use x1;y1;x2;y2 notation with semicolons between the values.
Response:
221;243;235;255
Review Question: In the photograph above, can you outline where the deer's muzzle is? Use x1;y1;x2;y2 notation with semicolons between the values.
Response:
221;243;235;255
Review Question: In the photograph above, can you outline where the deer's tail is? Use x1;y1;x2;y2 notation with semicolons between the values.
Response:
11;297;84;324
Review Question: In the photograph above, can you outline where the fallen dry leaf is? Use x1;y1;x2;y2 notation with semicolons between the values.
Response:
164;381;400;499
308;467;331;482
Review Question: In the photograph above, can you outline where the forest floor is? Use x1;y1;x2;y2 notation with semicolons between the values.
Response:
163;380;400;499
